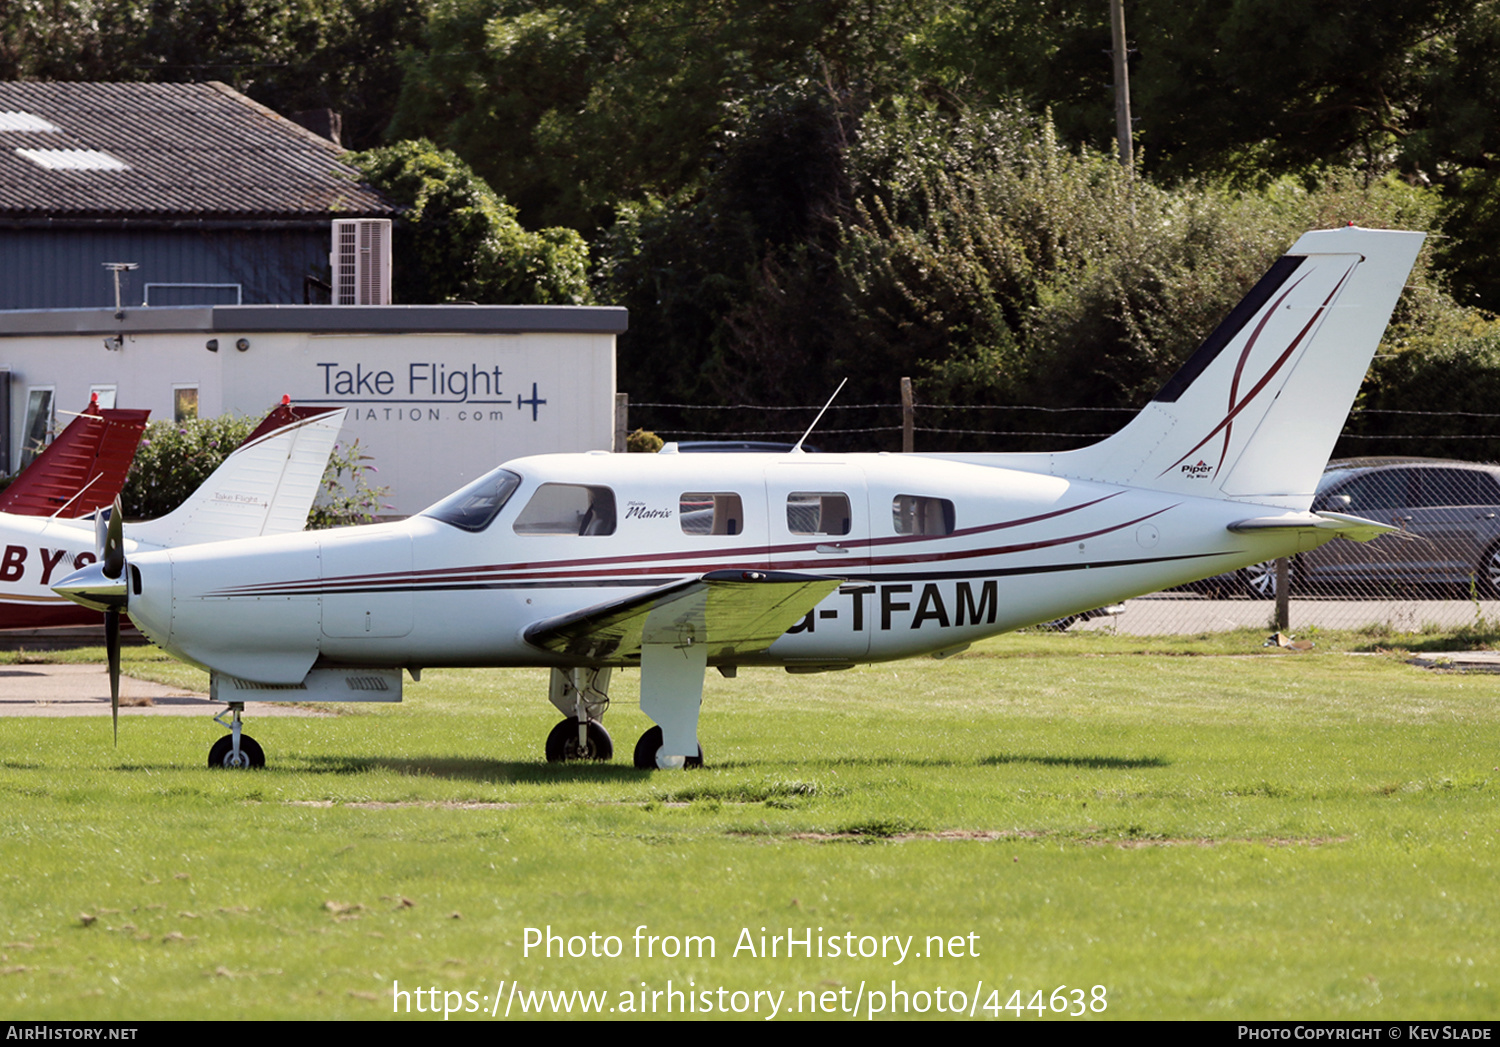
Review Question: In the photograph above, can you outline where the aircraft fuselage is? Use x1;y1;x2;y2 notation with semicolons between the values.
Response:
116;451;1310;684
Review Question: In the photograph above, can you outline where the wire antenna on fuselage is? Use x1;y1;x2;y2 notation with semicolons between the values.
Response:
793;378;847;453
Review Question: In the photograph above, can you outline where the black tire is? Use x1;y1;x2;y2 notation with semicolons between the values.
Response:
208;733;264;769
632;726;703;770
545;718;613;762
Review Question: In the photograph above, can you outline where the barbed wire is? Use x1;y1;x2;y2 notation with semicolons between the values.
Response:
632;399;1500;420
655;426;904;437
631;401;902;411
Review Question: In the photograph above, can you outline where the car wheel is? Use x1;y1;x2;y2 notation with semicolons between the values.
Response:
1240;560;1278;599
1479;544;1500;599
1241;558;1297;599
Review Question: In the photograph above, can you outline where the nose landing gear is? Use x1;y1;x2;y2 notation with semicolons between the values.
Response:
208;703;264;769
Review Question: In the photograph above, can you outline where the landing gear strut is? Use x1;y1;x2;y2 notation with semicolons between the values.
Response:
208;703;264;769
545;667;614;763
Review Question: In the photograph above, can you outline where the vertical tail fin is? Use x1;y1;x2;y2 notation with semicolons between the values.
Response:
1047;226;1425;508
126;402;347;548
0;397;150;518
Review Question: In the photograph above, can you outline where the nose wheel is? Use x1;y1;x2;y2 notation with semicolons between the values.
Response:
208;702;264;769
545;717;613;762
209;733;264;768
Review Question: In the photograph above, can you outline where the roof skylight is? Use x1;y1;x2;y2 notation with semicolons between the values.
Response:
0;112;62;133
15;148;128;172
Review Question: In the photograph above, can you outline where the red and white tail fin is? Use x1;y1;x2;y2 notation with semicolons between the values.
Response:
0;396;150;518
1007;227;1425;509
126;400;347;548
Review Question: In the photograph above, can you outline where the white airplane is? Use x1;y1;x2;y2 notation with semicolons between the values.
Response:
54;227;1422;770
2;398;345;638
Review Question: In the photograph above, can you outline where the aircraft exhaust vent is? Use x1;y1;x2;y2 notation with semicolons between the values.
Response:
331;219;392;305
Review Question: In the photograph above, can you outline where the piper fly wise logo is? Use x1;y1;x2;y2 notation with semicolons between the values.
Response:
1180;460;1213;478
310;361;549;423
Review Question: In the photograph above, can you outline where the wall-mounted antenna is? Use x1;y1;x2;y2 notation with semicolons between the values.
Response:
793;378;847;453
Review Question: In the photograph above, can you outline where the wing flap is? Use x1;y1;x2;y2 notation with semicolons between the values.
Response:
523;570;842;664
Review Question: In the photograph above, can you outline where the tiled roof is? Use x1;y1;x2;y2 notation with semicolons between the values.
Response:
0;82;393;220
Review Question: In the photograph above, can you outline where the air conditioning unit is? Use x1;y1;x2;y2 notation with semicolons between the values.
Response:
331;219;392;305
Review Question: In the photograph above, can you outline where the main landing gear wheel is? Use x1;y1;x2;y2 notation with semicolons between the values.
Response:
208;733;265;769
632;726;703;770
545;718;613;762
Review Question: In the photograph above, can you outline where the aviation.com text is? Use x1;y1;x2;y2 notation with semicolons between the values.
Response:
392;979;1107;1019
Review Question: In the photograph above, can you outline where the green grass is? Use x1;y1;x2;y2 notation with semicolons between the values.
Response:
1;632;1496;1020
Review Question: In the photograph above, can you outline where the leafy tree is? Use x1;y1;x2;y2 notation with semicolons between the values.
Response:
389;0;946;232
0;0;428;149
610;98;1458;452
346;140;591;304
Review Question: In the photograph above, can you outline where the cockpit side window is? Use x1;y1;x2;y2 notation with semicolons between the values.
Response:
892;495;955;535
514;484;617;536
421;468;522;533
680;493;744;535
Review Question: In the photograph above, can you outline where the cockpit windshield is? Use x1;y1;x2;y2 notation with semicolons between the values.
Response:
421;468;523;533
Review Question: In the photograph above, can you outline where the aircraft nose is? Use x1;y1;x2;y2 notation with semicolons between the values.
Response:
52;562;128;613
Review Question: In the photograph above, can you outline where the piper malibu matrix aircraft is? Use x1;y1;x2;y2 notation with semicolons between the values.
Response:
4;399;346;631
56;227;1422;770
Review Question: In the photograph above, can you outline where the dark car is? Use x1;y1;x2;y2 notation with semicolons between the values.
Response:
1207;458;1500;598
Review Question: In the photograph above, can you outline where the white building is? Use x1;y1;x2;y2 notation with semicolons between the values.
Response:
0;304;627;516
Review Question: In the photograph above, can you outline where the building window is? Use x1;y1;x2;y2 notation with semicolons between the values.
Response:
173;386;199;423
18;387;54;470
90;385;117;409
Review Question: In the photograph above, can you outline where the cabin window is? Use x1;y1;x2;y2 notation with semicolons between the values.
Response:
892;495;955;536
680;493;744;535
514;484;617;536
786;492;851;536
422;468;522;533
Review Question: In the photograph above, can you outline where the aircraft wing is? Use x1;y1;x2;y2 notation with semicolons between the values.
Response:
1228;511;1398;543
523;570;843;664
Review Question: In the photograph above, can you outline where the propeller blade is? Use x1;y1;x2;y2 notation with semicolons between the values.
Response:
105;608;120;745
102;496;125;580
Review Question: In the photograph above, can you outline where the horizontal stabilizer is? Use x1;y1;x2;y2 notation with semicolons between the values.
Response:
524;570;842;664
1228;511;1398;543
